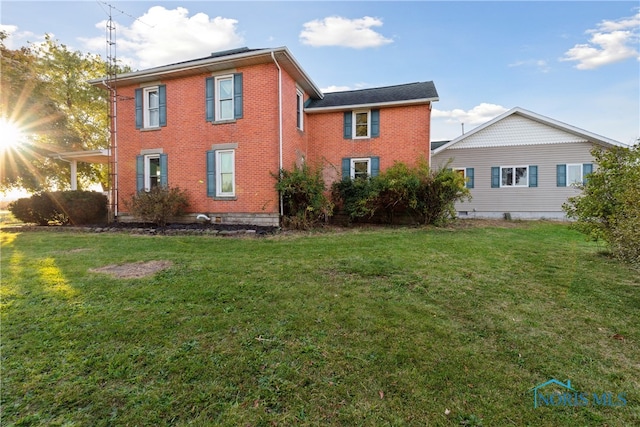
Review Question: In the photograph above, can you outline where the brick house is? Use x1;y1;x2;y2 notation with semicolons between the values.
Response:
91;47;438;226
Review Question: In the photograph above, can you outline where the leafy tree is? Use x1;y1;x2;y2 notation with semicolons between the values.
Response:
1;32;124;192
563;143;640;265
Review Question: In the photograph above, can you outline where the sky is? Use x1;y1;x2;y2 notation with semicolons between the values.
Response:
1;0;639;147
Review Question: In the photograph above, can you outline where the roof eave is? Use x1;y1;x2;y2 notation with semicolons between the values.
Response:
305;97;439;113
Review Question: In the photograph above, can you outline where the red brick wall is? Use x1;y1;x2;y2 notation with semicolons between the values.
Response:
116;63;295;216
306;104;432;185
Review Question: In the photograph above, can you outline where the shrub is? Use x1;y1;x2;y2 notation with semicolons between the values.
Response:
331;160;470;225
274;163;333;229
8;191;108;225
125;186;190;227
563;144;640;265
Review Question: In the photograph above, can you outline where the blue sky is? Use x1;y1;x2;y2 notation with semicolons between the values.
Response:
2;1;639;145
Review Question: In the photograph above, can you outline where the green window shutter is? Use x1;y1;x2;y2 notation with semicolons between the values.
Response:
371;157;380;177
557;164;566;187
529;165;538;187
233;73;243;119
135;89;143;129
158;85;167;127
136;155;144;191
159;153;168;187
205;77;214;122
341;158;350;181
466;168;474;189
343;112;352;139
371;109;380;137
583;163;593;183
491;167;500;188
206;150;216;197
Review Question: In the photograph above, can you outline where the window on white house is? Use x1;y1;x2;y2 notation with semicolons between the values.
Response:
501;166;528;187
454;168;466;179
144;87;159;128
296;89;304;130
354;111;370;138
567;164;583;186
216;150;235;196
216;76;234;121
144;154;161;191
351;158;371;180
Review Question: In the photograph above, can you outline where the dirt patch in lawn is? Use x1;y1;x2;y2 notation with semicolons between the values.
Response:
90;260;173;279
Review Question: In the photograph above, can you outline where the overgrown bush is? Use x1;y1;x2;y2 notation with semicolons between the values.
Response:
8;191;108;225
274;163;333;229
563;144;640;265
332;160;470;225
125;186;190;227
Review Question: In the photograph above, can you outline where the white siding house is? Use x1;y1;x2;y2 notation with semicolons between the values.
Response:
431;107;627;220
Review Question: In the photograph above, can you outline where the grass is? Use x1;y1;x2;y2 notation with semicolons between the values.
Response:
1;221;638;426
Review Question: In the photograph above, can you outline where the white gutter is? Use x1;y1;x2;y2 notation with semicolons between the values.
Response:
271;51;284;217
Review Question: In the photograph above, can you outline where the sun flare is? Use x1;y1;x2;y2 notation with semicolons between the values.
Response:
0;118;26;150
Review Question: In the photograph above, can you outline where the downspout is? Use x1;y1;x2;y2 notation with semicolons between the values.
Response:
428;102;432;168
271;51;283;217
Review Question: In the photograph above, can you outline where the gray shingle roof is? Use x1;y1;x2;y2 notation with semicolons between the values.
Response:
306;81;438;109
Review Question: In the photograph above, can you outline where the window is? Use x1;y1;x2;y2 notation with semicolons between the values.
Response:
343;110;380;139
351;158;371;179
144;87;159;128
216;76;233;121
135;85;167;129
557;163;592;187
354;111;370;138
491;165;537;188
206;147;236;198
205;74;243;122
216;150;235;196
501;166;528;187
454;167;474;189
341;157;380;180
296;89;304;130
136;153;167;192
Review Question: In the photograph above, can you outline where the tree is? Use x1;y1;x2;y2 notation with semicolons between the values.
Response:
1;32;118;192
563;143;640;265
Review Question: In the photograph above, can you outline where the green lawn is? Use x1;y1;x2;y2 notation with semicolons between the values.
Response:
1;222;638;426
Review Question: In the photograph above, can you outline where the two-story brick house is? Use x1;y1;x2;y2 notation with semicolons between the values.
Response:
92;47;438;226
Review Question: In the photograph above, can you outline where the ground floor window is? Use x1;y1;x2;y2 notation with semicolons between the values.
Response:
216;150;235;196
501;166;528;187
351;158;371;179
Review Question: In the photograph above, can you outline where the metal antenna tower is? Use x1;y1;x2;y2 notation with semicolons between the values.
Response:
105;3;118;221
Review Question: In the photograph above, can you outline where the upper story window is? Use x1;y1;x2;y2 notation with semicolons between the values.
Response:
135;85;166;129
205;73;243;123
296;89;304;130
144;87;159;128
343;109;380;139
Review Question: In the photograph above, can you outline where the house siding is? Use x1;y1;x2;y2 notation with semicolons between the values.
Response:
432;142;597;219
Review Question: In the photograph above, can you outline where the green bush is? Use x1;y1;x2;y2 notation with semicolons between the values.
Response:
274;163;333;229
563;143;640;266
125;186;190;227
8;191;107;225
332;160;470;225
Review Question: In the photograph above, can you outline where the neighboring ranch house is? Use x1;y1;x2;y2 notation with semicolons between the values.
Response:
90;47;438;226
431;107;627;220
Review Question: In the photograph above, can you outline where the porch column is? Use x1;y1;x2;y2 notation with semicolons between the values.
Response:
70;160;78;190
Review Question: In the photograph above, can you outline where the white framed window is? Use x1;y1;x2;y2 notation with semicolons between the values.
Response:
296;89;304;130
216;150;235;197
566;164;583;186
453;168;466;179
144;154;161;191
351;158;371;180
143;86;159;128
215;75;234;121
501;166;528;187
353;110;371;138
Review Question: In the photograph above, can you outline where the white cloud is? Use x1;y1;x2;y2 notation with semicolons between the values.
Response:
80;6;244;69
432;103;509;125
0;24;41;49
508;59;550;73
561;10;640;69
300;16;393;48
321;83;370;93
